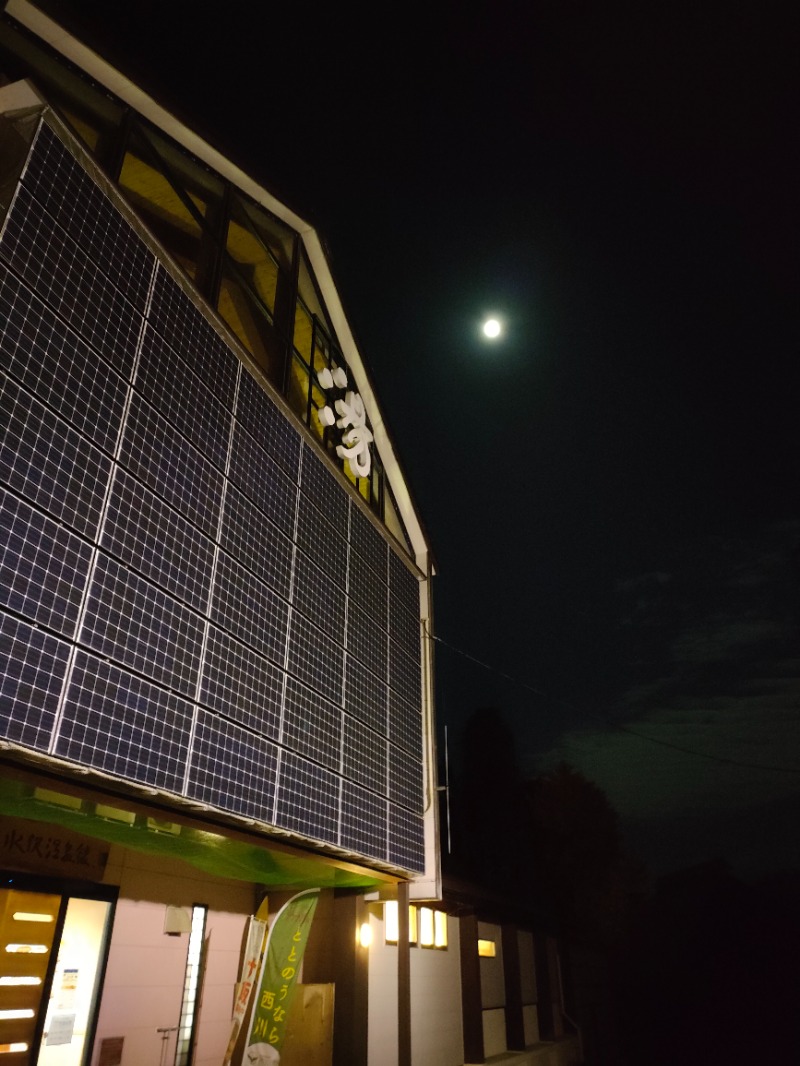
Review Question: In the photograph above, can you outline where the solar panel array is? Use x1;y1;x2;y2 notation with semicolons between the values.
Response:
0;120;426;873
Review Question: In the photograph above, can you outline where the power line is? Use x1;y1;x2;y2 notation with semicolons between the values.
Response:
425;625;800;777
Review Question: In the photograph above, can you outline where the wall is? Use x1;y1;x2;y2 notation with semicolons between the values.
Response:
518;930;540;1046
366;910;398;1066
367;909;463;1066
478;920;506;1058
94;844;253;1066
409;914;463;1066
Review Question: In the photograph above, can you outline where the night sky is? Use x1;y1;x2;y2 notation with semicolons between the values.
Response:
43;1;800;877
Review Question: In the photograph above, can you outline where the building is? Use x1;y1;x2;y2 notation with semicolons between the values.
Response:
0;1;438;1063
0;4;582;1065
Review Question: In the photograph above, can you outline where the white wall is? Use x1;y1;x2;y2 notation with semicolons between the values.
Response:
409;914;463;1066
367;909;463;1066
93;845;253;1066
367;910;398;1066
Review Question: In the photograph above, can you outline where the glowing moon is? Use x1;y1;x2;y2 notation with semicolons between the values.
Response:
482;317;502;339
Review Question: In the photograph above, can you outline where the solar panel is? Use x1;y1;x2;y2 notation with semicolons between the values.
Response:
0;122;430;874
20;123;155;311
57;650;193;792
148;266;238;410
344;654;388;736
136;325;232;470
199;626;283;739
0;612;70;750
0;183;142;377
388;806;425;873
389;638;423;712
0;265;127;452
211;550;288;665
296;491;348;582
119;393;224;536
102;467;215;613
342;714;387;795
80;553;205;697
220;482;293;599
237;368;300;478
292;548;346;646
186;710;278;820
349;550;388;629
275;750;340;844
350;503;388;580
287;611;344;706
228;422;297;535
389;601;422;659
341;781;387;861
388;691;423;760
1;373;112;538
0;488;93;637
347;600;388;679
389;550;421;617
389;743;424;814
299;446;349;537
282;676;341;771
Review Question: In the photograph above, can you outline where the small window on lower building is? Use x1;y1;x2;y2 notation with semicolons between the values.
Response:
478;939;497;958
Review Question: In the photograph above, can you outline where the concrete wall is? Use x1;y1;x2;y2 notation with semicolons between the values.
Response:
94;845;254;1066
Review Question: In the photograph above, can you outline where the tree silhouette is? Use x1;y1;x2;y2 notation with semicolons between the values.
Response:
525;763;646;948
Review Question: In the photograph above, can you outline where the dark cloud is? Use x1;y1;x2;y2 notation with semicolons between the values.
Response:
536;522;800;874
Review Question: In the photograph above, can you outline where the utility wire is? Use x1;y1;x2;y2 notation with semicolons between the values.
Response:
425;624;800;777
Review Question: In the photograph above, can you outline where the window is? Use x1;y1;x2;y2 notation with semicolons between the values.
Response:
174;905;207;1066
384;903;446;949
478;939;497;957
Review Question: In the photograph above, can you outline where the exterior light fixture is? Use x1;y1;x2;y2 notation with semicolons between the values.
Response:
358;921;372;948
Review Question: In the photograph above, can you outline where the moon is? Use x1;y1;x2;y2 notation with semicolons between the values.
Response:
482;317;502;339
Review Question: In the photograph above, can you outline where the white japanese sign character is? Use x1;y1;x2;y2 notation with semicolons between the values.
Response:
334;391;373;478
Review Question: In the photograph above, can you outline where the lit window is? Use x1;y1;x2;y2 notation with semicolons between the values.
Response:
434;911;448;949
4;945;47;954
174;905;207;1066
478;939;496;958
12;913;53;923
409;905;418;945
385;901;398;943
383;903;420;945
419;908;434;947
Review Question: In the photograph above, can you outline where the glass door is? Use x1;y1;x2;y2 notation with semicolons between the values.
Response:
0;887;112;1066
0;888;61;1061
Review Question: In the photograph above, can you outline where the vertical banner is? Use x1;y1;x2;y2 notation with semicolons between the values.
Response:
224;900;269;1066
244;889;320;1065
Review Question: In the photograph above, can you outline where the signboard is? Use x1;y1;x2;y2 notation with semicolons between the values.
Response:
0;815;109;878
244;889;319;1064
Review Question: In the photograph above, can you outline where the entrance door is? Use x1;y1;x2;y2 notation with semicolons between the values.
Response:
0;887;112;1066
